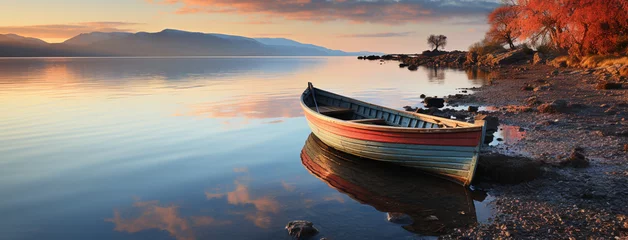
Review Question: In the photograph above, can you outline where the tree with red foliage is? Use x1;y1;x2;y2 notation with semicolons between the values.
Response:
489;0;628;57
486;4;521;49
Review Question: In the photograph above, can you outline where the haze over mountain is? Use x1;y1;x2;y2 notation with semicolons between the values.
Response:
0;29;381;57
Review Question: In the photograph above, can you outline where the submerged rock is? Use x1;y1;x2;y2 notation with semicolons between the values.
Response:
286;220;319;239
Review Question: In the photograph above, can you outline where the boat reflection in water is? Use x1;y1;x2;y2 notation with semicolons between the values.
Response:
301;134;486;236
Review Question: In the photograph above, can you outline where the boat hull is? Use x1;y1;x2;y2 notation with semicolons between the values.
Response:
300;86;486;186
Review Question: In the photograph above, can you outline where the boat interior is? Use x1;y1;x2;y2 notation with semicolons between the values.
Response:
303;85;475;129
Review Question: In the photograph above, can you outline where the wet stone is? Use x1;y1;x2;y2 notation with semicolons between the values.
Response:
286;220;319;239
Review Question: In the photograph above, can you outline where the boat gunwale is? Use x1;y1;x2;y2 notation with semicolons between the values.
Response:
300;87;484;134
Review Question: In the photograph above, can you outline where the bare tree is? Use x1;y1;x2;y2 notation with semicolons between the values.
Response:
427;35;447;51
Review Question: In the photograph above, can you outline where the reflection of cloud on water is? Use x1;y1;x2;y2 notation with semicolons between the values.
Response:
204;169;281;228
177;96;302;121
281;181;296;192
323;194;345;203
106;200;231;240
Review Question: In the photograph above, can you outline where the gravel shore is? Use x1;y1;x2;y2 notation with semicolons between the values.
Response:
441;64;628;239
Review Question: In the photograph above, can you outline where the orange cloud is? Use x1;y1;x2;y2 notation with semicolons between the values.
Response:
0;22;141;40
106;200;231;240
148;0;499;24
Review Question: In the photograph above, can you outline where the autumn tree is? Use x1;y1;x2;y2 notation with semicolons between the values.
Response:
427;35;447;51
512;0;628;56
486;5;521;49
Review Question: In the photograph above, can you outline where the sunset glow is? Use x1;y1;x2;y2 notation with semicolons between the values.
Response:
0;0;500;53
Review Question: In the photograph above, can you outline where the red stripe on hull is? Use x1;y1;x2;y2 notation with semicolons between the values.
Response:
305;111;482;147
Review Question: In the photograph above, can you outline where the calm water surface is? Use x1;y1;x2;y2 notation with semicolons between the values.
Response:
0;57;491;240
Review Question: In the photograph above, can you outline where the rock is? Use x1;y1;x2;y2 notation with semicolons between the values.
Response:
521;84;534;91
596;82;622;90
533;52;546;65
560;148;589;168
468;106;479;112
551;70;559;76
533;84;551;92
624;144;628;152
420;94;426;98
424;97;445;108
403;106;417;112
286;220;319;239
536;120;554;126
475;153;542;184
490;49;530;66
387;212;412;224
399;63;409;68
605;107;618;115
525;96;541;106
407;65;418;71
425;215;439;221
620;65;628;77
466;51;478;64
537;100;568;113
461;90;468;93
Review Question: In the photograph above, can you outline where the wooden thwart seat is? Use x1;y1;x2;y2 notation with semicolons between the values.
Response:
315;106;354;115
348;118;386;124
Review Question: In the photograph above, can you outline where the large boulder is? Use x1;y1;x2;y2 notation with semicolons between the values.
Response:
491;49;530;66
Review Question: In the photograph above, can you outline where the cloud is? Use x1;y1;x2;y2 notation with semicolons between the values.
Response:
340;31;417;38
149;0;500;24
0;22;142;39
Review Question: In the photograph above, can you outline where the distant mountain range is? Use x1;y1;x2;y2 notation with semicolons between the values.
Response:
0;29;381;57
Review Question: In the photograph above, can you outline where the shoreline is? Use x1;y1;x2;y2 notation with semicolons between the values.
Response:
368;53;628;238
445;63;627;239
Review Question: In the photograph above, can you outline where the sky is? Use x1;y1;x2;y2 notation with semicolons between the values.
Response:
0;0;501;53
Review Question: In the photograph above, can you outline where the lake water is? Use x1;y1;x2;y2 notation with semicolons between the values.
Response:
0;57;491;240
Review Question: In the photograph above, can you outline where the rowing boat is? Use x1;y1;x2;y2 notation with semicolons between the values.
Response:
300;83;487;186
301;134;481;235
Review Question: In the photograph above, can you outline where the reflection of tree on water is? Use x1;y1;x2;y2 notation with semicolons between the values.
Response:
465;68;495;85
427;67;446;83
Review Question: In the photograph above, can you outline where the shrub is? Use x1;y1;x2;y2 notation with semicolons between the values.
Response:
469;40;506;56
580;55;628;68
